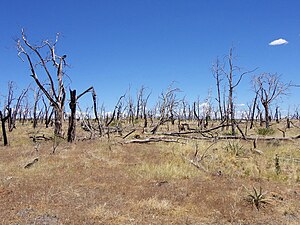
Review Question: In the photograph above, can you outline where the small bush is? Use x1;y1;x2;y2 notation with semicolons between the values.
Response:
256;128;275;136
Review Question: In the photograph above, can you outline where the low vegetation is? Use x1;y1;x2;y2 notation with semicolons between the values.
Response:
257;128;275;136
0;120;300;224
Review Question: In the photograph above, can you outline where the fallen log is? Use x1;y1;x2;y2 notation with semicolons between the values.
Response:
159;133;300;141
24;157;39;169
29;134;52;142
123;129;136;139
125;137;179;144
157;123;231;136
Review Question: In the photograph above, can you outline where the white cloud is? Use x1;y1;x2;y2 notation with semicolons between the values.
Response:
269;38;288;46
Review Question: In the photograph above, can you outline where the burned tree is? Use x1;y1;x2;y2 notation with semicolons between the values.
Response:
253;73;290;128
17;30;66;136
92;89;102;136
135;86;144;120
67;87;94;142
32;87;42;129
0;110;9;146
249;90;259;129
1;81;28;133
221;48;256;135
42;96;54;128
135;86;151;128
151;85;180;134
212;57;224;121
10;87;28;131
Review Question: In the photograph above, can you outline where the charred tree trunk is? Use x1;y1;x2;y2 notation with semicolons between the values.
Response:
7;108;12;132
67;87;94;142
259;111;263;127
45;108;54;128
143;104;148;128
287;117;291;129
0;111;9;146
33;101;38;129
194;102;201;127
250;91;258;129
92;89;102;136
263;102;270;129
228;70;236;135
67;89;77;142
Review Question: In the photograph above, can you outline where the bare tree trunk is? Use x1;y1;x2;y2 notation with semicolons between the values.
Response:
213;58;223;120
0;111;9;146
228;50;236;135
143;107;148;128
33;104;38;129
54;107;64;136
250;91;258;129
92;89;102;136
67;89;76;142
193;102;201;127
42;97;52;128
46;108;54;128
274;106;280;123
287;117;291;129
7;108;12;132
263;103;270;129
67;87;94;142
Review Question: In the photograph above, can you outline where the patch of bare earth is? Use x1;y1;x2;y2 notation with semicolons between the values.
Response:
0;139;299;224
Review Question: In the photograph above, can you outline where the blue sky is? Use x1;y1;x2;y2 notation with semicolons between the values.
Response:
1;0;300;111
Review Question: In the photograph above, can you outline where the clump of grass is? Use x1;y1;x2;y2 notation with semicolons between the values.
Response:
256;128;275;136
245;186;269;210
224;141;245;157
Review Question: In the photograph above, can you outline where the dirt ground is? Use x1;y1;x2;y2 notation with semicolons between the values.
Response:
0;129;300;224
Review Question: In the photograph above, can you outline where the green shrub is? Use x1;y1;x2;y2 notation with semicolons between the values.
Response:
256;128;275;136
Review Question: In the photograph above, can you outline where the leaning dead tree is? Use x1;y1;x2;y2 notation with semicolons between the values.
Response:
253;73;291;129
17;30;66;136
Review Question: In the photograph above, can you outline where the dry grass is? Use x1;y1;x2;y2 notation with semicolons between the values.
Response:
0;121;300;224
